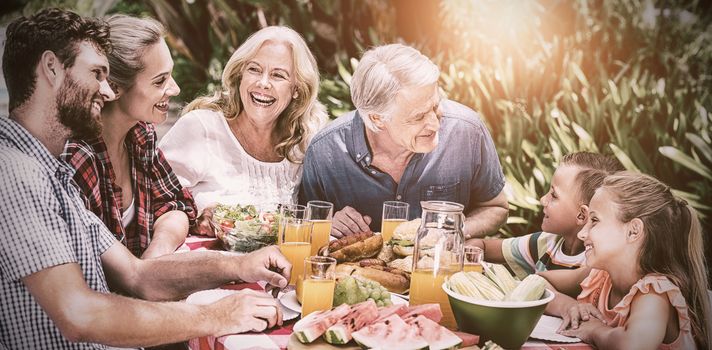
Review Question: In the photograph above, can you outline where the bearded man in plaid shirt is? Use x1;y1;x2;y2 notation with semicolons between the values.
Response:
1;8;292;349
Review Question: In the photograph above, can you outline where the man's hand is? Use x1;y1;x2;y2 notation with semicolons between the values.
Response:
331;206;372;238
194;206;217;237
237;246;291;292
210;289;283;335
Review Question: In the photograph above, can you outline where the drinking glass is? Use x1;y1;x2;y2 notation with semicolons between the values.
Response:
300;256;337;317
463;246;484;273
381;201;409;242
306;201;333;256
277;204;306;245
279;216;312;285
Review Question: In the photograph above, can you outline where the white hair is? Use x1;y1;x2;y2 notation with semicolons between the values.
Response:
350;43;440;132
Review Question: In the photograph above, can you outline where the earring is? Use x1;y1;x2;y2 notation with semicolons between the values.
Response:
292;92;298;99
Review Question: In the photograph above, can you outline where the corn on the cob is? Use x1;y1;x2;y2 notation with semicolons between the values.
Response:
506;274;547;302
482;263;519;295
464;271;505;301
448;272;486;300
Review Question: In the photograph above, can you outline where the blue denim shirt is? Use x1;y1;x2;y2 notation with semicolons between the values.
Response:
299;100;505;232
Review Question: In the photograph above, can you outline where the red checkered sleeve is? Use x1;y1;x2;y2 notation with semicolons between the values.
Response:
149;146;198;227
61;143;107;220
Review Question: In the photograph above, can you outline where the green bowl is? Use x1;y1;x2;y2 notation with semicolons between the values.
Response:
442;283;554;349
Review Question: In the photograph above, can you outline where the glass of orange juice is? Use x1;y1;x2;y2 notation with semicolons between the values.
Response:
300;256;336;317
381;201;409;242
279;216;312;285
463;246;484;273
306;201;333;256
277;204;306;245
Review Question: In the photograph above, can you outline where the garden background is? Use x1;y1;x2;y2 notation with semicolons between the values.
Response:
2;0;710;273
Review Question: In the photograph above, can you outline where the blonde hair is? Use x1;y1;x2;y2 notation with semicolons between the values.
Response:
350;43;440;132
601;172;710;349
104;14;164;90
183;26;326;163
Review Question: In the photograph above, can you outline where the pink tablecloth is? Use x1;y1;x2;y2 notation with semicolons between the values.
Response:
182;236;592;350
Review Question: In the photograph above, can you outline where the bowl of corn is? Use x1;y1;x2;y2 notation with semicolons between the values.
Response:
442;264;555;349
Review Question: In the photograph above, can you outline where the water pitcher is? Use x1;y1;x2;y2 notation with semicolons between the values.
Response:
409;200;465;330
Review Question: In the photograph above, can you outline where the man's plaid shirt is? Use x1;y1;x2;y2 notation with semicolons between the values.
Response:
0;117;127;349
62;122;197;257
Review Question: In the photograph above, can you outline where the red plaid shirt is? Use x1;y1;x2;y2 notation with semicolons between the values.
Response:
62;122;197;257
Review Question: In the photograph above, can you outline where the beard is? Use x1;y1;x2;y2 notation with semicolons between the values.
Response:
56;75;103;140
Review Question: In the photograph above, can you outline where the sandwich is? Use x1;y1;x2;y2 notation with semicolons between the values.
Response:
390;219;420;257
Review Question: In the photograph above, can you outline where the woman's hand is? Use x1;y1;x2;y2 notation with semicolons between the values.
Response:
194;206;217;237
210;289;283;335
558;302;605;331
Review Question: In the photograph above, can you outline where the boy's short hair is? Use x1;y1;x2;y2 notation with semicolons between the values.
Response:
560;152;625;204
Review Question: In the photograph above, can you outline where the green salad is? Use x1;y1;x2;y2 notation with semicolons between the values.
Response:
212;204;280;252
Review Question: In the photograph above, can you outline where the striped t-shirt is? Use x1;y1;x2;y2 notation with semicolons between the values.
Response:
501;231;585;279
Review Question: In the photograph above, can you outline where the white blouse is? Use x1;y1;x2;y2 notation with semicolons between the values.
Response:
158;109;301;213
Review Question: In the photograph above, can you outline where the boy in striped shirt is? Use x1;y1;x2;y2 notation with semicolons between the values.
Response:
468;152;624;279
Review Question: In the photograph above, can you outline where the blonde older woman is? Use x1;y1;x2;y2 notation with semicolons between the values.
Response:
159;26;327;235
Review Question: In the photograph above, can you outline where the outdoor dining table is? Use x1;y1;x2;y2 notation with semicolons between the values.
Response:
179;236;593;350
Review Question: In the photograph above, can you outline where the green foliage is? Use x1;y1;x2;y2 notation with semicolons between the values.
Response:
436;0;712;236
137;0;391;108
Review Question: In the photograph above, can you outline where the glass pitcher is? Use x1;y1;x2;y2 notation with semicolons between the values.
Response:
409;201;465;330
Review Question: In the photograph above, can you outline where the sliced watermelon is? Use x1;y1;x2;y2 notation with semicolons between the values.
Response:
352;314;428;350
373;304;409;323
407;315;462;350
324;300;379;344
293;304;351;343
401;304;443;323
453;331;479;347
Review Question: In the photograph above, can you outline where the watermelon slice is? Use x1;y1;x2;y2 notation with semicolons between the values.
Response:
407;315;462;350
401;304;443;323
453;331;479;347
293;304;351;343
352;314;428;350
373;304;409;323
324;300;379;344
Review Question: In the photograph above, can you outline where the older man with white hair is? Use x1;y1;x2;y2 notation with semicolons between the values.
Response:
299;43;508;240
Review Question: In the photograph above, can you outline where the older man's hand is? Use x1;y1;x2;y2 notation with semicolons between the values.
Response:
237;246;291;292
331;206;372;238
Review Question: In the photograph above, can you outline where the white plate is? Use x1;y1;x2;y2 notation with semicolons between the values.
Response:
529;315;581;343
279;290;408;313
185;288;299;321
